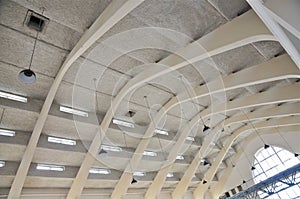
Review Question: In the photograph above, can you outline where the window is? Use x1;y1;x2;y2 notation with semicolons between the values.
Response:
252;146;300;199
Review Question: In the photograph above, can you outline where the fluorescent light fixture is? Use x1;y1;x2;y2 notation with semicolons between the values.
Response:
101;145;122;152
0;161;5;168
59;106;88;117
48;136;76;146
0;91;27;103
133;171;146;177
154;129;169;136
89;168;111;175
167;173;174;178
36;164;65;171
176;155;184;160
112;119;134;128
0;129;15;137
186;136;195;141
143;150;157;157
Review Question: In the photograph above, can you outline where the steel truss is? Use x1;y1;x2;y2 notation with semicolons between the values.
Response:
228;163;300;199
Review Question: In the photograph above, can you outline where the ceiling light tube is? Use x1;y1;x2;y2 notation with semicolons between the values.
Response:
154;129;169;136
89;168;111;174
48;136;76;146
167;173;174;178
112;119;134;128
0;161;5;168
176;155;184;160
36;164;65;171
143;150;157;157
186;136;195;141
101;145;122;152
0;129;16;137
59;106;88;117
133;171;146;177
0;91;27;103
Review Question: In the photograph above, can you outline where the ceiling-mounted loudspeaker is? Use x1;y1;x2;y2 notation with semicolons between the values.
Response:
251;166;256;170
19;69;36;84
202;180;207;184
264;144;270;149
295;153;299;157
131;178;137;184
242;180;246;184
203;125;211;134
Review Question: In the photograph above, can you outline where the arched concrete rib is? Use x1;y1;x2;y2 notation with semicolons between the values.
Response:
171;84;300;198
193;115;300;199
247;0;300;69
147;88;300;199
210;124;300;199
7;1;145;199
110;10;276;198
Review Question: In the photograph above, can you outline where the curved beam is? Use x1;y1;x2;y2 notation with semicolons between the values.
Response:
144;55;300;198
171;83;300;198
110;11;276;198
193;115;300;198
7;1;144;198
247;0;300;69
210;124;300;199
150;102;300;198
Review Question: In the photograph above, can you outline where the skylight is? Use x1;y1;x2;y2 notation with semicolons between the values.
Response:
0;129;16;137
47;136;76;146
0;91;27;103
36;164;65;171
0;161;5;168
59;106;88;117
176;155;184;160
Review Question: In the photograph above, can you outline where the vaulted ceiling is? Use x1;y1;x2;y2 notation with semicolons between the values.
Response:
0;0;299;199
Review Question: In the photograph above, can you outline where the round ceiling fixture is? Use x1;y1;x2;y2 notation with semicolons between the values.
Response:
19;69;36;84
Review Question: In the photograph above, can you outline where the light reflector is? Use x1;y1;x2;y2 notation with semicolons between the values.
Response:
0;161;5;168
155;129;169;136
0;129;16;137
36;164;65;171
59;106;88;117
89;168;111;175
143;150;157;157
133;171;146;177
48;136;76;146
0;91;27;103
101;145;122;152
167;173;174;178
186;136;195;141
112;119;134;128
176;155;184;160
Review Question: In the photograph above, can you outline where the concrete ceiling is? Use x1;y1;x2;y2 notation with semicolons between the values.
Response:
0;0;299;199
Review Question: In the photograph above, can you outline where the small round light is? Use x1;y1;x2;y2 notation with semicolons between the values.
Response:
19;69;36;84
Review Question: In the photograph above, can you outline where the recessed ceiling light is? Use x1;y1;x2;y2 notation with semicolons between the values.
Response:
176;155;184;160
0;129;16;137
101;145;122;152
112;119;134;128
186;136;195;141
89;168;111;175
155;129;169;136
59;106;88;117
167;173;174;178
47;136;76;146
0;91;27;103
133;171;146;177
36;164;65;171
143;150;157;157
0;161;5;168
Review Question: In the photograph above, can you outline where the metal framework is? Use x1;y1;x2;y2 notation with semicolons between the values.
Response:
228;163;300;199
